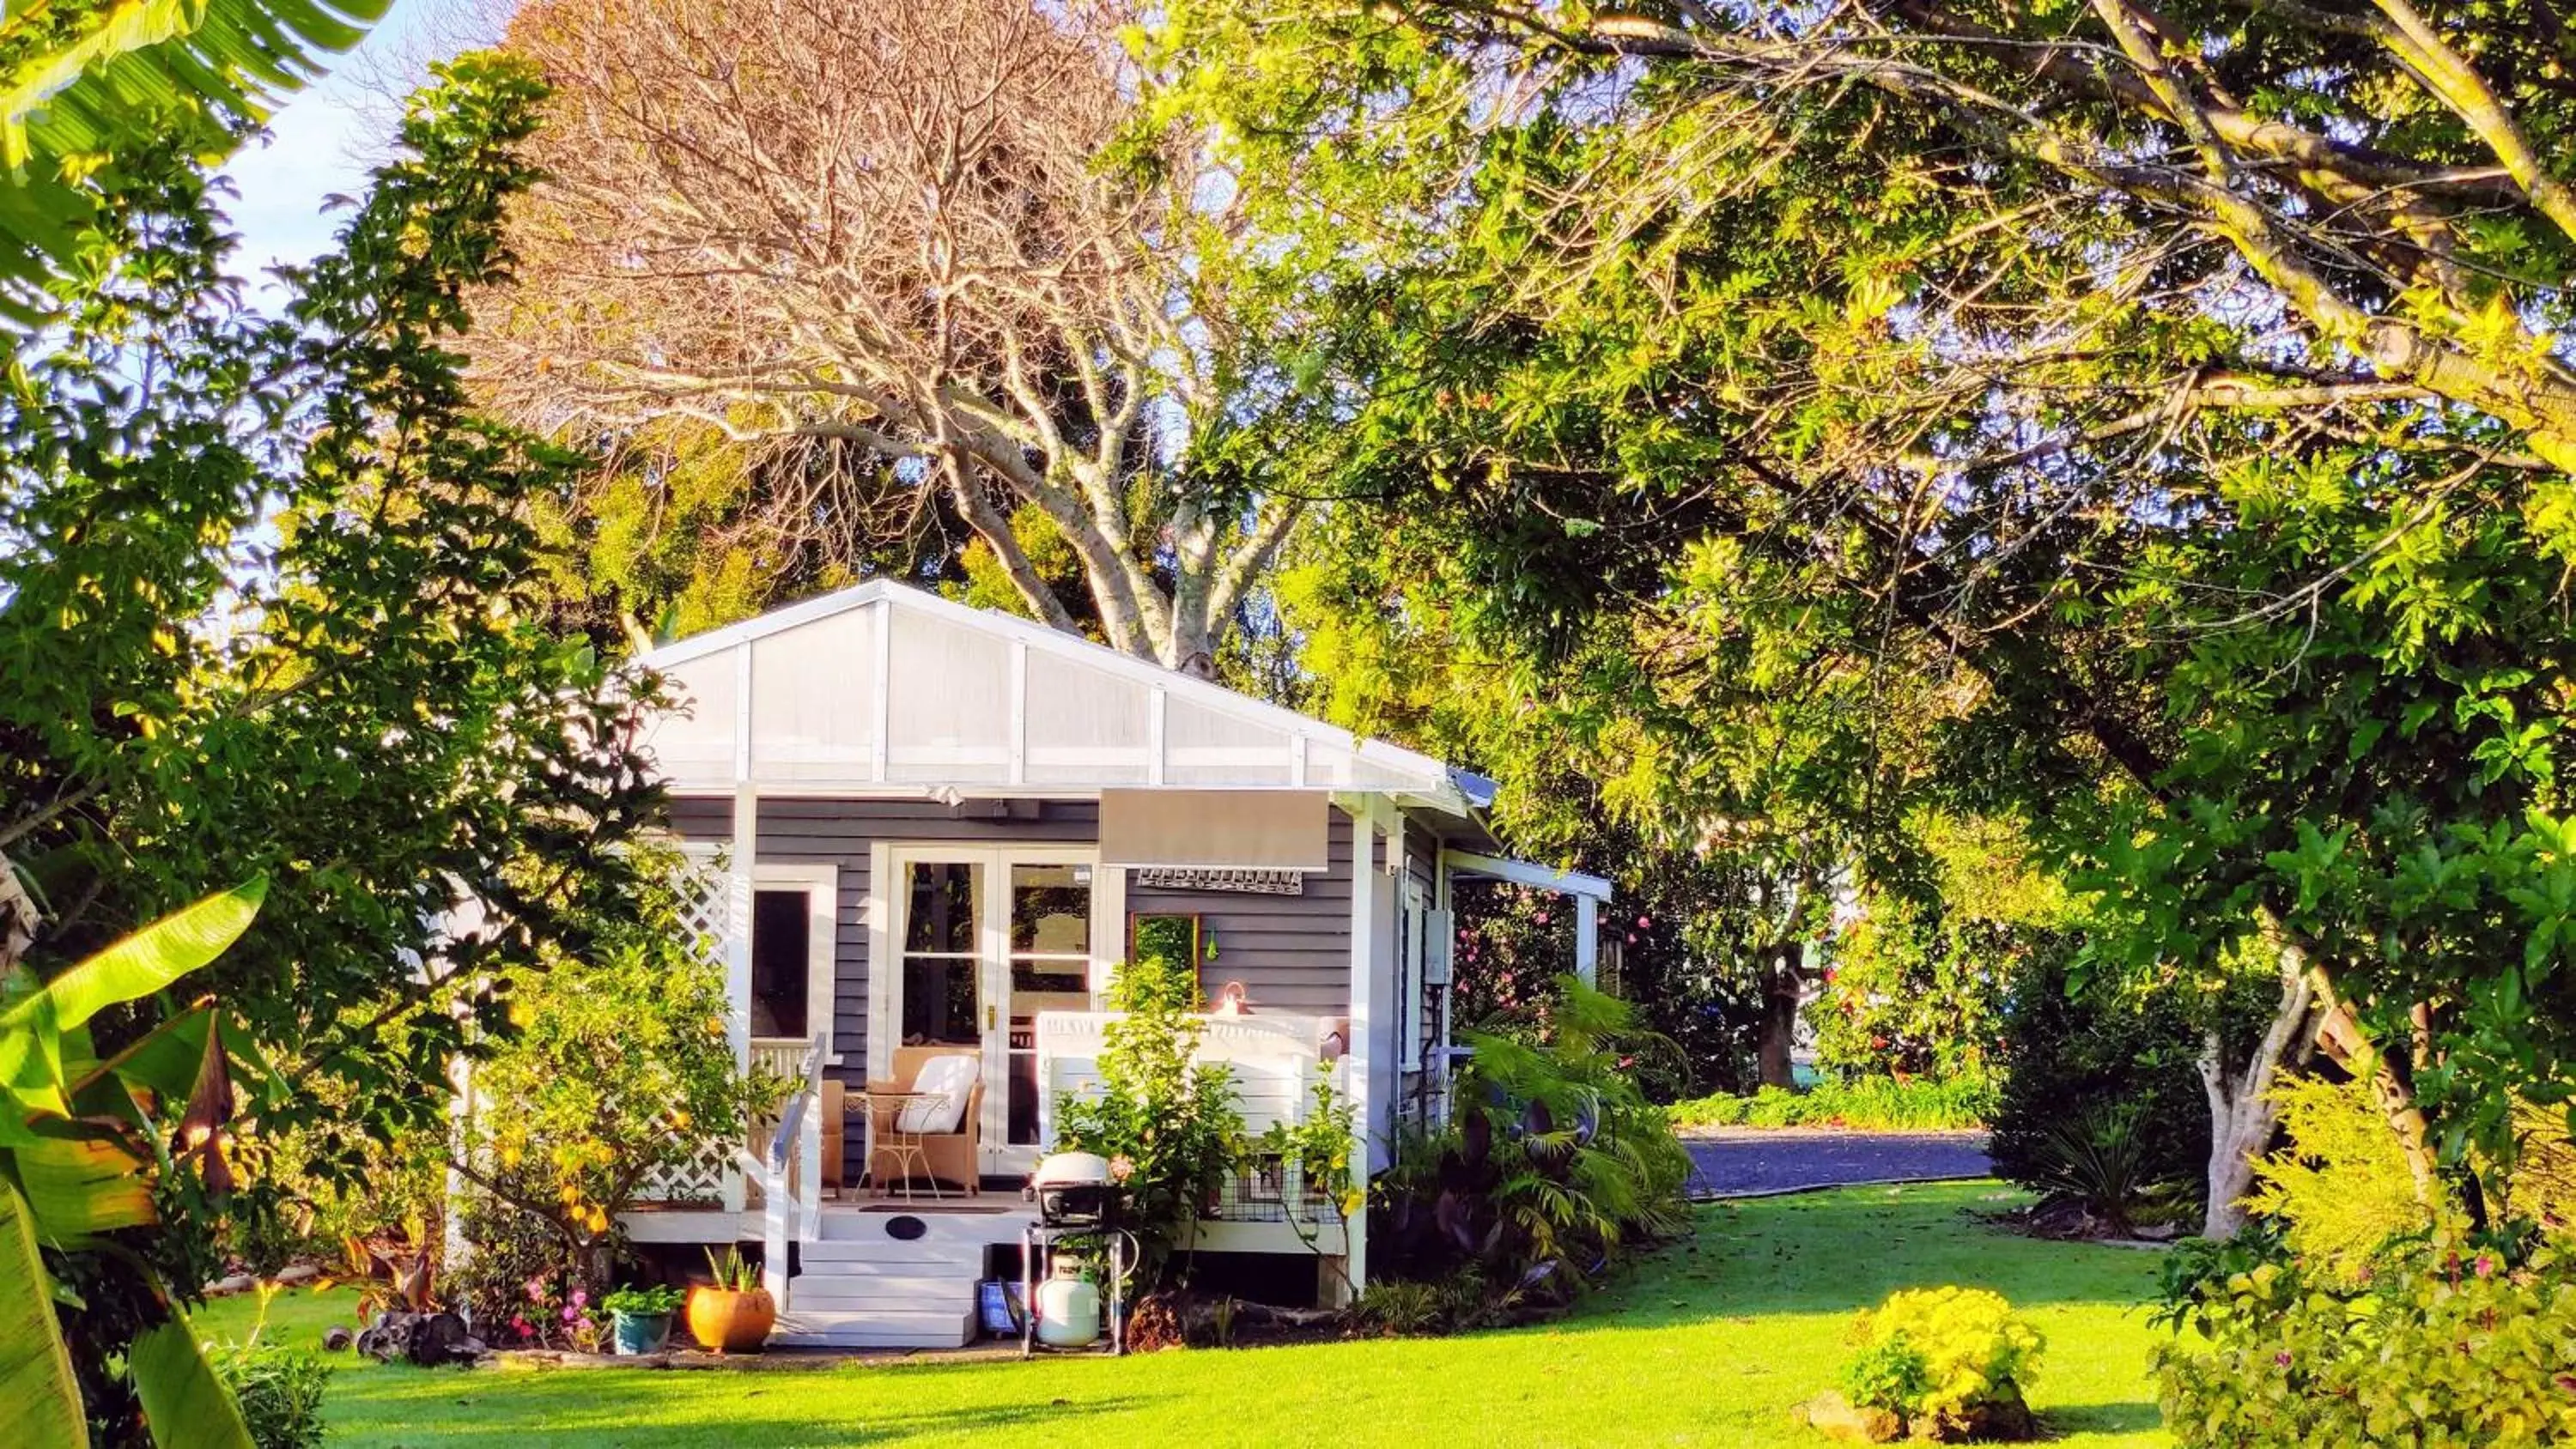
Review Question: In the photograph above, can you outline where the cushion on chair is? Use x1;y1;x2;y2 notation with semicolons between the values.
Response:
898;1053;978;1135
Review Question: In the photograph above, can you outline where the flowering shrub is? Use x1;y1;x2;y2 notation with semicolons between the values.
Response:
2155;1241;2576;1447
1808;891;2014;1094
1840;1287;2044;1439
449;1168;606;1348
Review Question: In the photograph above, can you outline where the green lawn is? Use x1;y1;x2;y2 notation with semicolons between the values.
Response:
196;1182;2171;1447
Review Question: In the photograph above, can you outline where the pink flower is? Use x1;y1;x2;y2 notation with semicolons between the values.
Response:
1534;912;1549;925
526;1278;545;1301
2275;1351;2292;1368
570;1288;588;1307
562;1305;580;1323
1636;915;1649;928
2475;1255;2497;1279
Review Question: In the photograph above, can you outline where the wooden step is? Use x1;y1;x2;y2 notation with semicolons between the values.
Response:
788;1274;977;1310
772;1307;978;1350
799;1238;988;1273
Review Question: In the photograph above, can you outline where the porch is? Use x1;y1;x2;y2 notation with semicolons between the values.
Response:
635;1011;1354;1347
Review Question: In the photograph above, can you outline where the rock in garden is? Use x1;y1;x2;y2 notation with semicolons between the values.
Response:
1795;1391;1902;1444
274;1264;321;1284
353;1310;486;1367
322;1326;353;1352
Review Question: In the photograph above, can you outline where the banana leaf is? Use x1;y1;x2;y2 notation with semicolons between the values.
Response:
0;0;392;321
13;1131;154;1246
131;1312;252;1449
0;1174;86;1449
3;878;264;1034
0;880;263;1123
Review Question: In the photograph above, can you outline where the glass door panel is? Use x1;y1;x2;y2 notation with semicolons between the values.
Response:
1004;863;1092;1155
898;861;981;1048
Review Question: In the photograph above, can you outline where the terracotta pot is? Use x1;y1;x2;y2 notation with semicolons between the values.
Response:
685;1286;775;1355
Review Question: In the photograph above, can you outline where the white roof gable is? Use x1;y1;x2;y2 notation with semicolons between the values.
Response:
635;580;1472;808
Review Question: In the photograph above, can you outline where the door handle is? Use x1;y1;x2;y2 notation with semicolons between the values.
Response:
986;1003;997;1033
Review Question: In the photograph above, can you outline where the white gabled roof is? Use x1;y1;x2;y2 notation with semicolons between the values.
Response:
635;579;1472;810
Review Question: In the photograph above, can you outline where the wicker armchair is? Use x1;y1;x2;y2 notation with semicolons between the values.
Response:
856;1046;984;1197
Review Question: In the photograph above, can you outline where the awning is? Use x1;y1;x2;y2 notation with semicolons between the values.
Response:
1098;789;1331;870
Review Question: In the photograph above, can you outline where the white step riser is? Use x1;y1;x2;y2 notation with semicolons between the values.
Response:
790;1280;976;1310
775;1310;976;1349
800;1241;988;1272
793;1249;983;1276
813;1208;1015;1246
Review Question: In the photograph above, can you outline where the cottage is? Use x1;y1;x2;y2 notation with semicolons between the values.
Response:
593;580;1607;1346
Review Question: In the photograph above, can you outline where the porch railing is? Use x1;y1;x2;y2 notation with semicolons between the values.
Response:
638;1031;824;1215
1035;1011;1349;1229
736;1034;824;1300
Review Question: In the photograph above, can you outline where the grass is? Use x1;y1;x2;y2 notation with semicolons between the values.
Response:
1667;1079;1996;1132
195;1182;2167;1447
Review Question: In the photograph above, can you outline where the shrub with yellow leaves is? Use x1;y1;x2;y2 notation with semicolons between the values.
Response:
1837;1285;2044;1440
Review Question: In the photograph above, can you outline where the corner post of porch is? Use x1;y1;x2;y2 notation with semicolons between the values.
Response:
724;780;756;1214
1336;793;1400;1301
1573;894;1599;988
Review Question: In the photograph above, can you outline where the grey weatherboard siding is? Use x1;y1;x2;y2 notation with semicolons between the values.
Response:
1125;810;1358;1016
664;796;1358;1083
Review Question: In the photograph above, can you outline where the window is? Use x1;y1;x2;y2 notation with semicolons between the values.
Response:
900;861;980;1046
1127;913;1204;985
749;888;811;1038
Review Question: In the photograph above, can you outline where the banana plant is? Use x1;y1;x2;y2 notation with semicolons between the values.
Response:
1;876;268;1449
0;0;392;321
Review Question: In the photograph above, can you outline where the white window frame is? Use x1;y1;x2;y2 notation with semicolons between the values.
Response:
747;861;839;1063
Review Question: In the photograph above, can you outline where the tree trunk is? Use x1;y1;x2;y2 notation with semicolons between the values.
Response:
2307;972;2443;1209
0;850;34;974
1756;944;1804;1089
2197;942;2318;1238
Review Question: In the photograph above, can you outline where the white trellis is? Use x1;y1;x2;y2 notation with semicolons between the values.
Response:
635;850;742;1206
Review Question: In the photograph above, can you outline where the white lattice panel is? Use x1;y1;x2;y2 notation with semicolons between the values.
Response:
636;1133;731;1205
671;852;733;971
631;853;740;1206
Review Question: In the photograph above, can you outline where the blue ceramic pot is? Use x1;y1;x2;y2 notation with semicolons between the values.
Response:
611;1309;671;1355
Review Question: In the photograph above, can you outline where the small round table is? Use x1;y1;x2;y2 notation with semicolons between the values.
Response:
859;1089;946;1201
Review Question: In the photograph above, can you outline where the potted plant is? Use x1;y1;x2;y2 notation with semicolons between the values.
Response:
686;1246;776;1355
601;1284;685;1355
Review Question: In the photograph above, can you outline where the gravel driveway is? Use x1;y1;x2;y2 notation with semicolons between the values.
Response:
1680;1128;1994;1198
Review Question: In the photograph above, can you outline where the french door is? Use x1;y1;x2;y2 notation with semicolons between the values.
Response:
882;845;1115;1177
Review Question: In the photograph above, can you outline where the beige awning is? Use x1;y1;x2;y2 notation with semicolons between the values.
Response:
1098;789;1331;870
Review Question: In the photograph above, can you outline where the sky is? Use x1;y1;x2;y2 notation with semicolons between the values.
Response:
220;0;498;284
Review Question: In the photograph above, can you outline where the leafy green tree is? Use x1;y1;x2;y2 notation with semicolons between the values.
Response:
0;50;666;1428
0;0;388;319
1139;0;2576;1233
